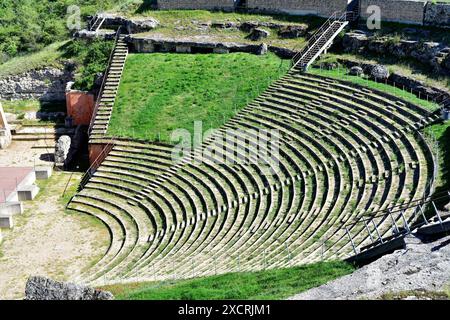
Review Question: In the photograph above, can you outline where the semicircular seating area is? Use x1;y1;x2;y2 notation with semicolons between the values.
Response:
67;70;437;285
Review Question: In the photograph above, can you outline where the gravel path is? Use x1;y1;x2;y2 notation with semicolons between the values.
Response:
289;234;450;300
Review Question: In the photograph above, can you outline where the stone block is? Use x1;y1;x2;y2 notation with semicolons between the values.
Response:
18;185;39;201
0;214;13;228
0;202;23;215
35;166;53;180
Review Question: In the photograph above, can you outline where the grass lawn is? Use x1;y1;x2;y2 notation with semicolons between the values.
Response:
424;121;450;208
108;52;290;142
308;67;440;111
100;261;354;300
0;41;68;79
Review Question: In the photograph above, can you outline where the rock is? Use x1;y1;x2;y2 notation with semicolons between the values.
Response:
126;18;159;34
55;135;71;164
278;25;308;39
247;28;270;41
25;276;114;300
349;66;364;76
256;43;268;55
424;3;450;27
289;234;450;300
370;64;389;80
239;21;261;32
320;62;339;70
211;21;238;29
342;32;369;53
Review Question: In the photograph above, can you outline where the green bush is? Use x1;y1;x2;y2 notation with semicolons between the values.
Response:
0;0;118;61
63;39;114;91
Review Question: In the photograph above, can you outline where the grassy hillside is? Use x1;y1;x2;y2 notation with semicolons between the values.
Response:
101;261;354;300
108;52;290;142
307;67;440;111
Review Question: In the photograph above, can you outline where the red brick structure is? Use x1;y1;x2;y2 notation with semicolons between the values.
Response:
66;90;95;126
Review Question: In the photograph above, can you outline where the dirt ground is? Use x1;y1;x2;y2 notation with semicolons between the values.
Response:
0;141;108;300
0;140;54;167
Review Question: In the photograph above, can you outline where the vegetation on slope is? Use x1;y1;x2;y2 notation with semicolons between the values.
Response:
101;261;354;300
424;121;450;208
108;52;290;142
0;0;123;62
307;67;440;111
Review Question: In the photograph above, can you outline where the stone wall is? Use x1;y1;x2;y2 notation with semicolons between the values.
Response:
0;64;74;101
25;276;114;300
342;32;450;76
157;0;235;11
360;0;426;25
424;2;450;27
247;0;350;17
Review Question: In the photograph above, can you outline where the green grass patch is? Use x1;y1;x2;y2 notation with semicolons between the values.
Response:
101;261;354;300
108;52;289;142
424;121;450;208
0;41;68;78
307;67;440;111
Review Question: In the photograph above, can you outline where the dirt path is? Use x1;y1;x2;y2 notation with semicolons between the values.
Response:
0;140;108;300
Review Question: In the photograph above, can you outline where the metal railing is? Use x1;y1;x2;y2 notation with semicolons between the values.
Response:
88;26;122;135
78;137;116;192
292;11;352;69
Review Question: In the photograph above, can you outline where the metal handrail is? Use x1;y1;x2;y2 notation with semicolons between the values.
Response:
292;11;351;69
88;26;122;135
78;137;116;190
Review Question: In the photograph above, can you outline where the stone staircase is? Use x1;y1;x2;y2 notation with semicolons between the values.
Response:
89;30;128;141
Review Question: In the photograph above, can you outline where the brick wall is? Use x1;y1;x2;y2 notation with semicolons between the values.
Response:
360;0;426;25
246;0;350;17
157;0;235;11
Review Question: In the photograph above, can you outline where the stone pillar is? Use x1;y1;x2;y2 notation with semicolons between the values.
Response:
0;102;12;149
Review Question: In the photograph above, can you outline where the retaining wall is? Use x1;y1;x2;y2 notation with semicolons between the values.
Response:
157;0;235;11
246;0;350;17
360;0;426;25
424;2;450;27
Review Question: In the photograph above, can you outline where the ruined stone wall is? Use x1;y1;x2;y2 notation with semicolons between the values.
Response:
157;0;235;11
246;0;350;17
0;64;74;101
360;0;426;25
424;2;450;27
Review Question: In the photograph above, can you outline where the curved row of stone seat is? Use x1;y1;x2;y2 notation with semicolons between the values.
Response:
161;72;432;276
75;70;434;283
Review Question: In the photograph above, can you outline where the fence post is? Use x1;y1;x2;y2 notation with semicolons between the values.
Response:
345;226;357;255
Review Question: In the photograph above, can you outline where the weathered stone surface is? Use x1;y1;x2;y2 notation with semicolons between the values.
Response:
247;28;270;41
0;64;75;101
424;3;450;27
55;135;71;164
342;32;369;53
256;43;268;55
126;17;159;33
278;25;308;39
75;29;116;40
88;14;159;34
370;64;389;80
289;233;450;300
128;34;292;59
25;276;114;300
349;66;363;76
211;21;238;29
342;34;450;75
337;57;450;103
